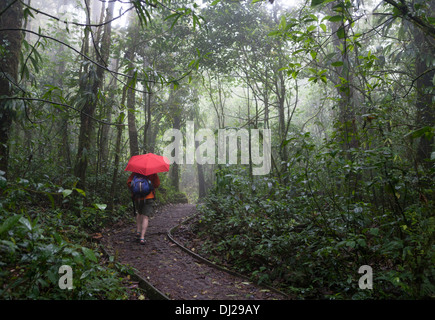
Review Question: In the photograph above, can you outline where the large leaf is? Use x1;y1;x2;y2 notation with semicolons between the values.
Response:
82;247;98;263
311;0;335;6
0;214;22;236
331;61;344;67
311;0;325;6
19;217;33;231
328;15;344;22
62;189;73;197
404;126;433;140
93;203;107;211
73;188;86;197
337;26;346;39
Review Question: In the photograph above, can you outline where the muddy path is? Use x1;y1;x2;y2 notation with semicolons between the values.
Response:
101;203;286;300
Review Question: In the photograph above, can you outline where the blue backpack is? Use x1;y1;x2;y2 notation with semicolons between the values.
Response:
131;174;154;198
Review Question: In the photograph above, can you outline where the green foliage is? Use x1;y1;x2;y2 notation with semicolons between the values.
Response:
311;0;335;6
155;174;189;205
2;0;434;302
0;176;135;299
194;131;435;299
0;212;133;299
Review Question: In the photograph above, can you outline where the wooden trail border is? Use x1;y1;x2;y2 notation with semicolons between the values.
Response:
166;209;289;300
100;204;289;300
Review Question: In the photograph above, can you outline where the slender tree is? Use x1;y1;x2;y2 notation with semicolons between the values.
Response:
124;18;140;158
74;0;114;190
413;4;435;168
0;0;24;178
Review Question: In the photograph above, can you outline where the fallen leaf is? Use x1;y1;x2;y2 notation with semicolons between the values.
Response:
128;283;139;289
92;233;103;239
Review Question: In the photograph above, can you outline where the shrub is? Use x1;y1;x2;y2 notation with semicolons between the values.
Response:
193;133;435;299
0;178;134;299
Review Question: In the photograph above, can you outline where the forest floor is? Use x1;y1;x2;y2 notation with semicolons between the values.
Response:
101;203;287;300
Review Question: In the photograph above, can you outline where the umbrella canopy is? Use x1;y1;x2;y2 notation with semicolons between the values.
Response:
124;153;170;176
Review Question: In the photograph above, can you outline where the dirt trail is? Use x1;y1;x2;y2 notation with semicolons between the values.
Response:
101;203;286;300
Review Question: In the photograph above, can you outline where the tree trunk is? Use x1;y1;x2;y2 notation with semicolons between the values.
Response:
196;140;206;199
148;111;162;153
168;89;181;192
264;68;270;129
123;16;140;158
143;57;154;154
98;82;114;172
74;1;114;190
414;23;435;168
126;56;139;157
193;117;206;199
98;3;115;171
276;68;287;162
108;78;129;211
171;116;181;192
74;2;93;190
0;0;23;178
109;113;125;212
54;0;72;172
327;4;358;154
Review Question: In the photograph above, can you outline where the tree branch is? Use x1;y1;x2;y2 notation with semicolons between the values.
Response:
403;67;435;98
2;96;126;126
0;28;193;92
382;0;435;38
21;1;135;28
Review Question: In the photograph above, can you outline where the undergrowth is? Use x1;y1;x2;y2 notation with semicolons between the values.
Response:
192;132;434;299
0;173;142;299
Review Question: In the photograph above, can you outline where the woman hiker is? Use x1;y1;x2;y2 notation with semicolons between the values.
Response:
127;172;160;245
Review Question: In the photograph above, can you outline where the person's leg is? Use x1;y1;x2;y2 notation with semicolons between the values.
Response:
135;199;147;243
139;215;149;241
137;199;154;244
136;213;141;235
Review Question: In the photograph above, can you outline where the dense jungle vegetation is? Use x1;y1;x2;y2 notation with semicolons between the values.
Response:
0;0;434;299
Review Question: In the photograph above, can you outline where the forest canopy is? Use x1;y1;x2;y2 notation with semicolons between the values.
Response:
0;0;434;299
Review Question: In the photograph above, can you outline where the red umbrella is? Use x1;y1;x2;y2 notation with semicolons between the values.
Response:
124;153;170;176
